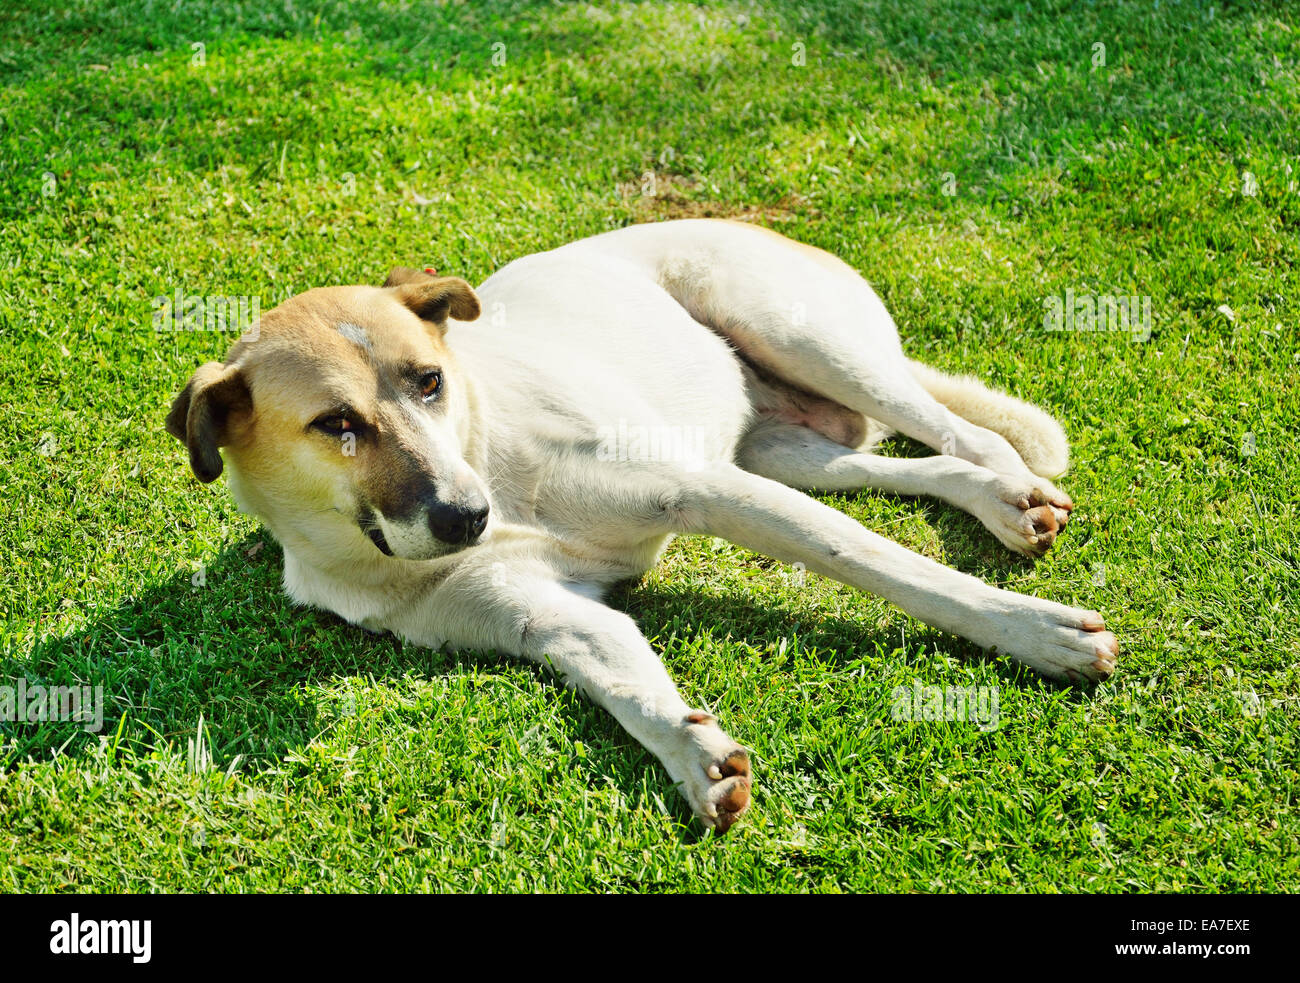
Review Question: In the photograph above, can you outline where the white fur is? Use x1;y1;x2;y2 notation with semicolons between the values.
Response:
336;321;372;351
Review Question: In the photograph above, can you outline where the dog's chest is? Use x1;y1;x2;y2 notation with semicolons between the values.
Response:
453;248;759;569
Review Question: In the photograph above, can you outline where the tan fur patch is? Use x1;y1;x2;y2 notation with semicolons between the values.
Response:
167;284;469;513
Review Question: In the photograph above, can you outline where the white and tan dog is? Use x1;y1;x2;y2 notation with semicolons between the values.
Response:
167;218;1117;832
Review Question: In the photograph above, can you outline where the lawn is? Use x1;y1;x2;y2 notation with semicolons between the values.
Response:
0;0;1296;892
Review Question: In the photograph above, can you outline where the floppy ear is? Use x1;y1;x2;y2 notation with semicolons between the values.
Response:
165;362;252;483
387;273;481;329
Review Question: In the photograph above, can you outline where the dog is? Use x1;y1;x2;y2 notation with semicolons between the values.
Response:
166;218;1118;832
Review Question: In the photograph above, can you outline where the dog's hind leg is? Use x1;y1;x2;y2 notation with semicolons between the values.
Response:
737;420;1064;557
667;463;1117;682
649;221;1073;523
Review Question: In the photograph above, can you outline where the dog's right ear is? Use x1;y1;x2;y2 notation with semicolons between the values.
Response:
165;362;252;483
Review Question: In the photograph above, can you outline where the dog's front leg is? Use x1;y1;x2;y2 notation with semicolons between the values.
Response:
417;560;752;832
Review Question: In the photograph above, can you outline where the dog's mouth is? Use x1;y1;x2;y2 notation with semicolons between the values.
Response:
366;526;393;556
357;505;486;559
357;510;394;556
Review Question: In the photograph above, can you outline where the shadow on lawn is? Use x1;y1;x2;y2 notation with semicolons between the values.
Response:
0;528;851;834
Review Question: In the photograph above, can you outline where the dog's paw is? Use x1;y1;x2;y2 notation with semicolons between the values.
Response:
667;714;752;833
977;599;1118;683
978;474;1074;557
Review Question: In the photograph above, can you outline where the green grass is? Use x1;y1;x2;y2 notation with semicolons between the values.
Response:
1;0;1297;892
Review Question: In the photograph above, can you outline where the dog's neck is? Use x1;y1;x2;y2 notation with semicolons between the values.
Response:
225;466;428;612
279;540;450;629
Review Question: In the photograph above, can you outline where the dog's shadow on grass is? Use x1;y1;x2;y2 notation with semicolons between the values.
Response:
0;531;718;836
618;545;1063;687
5;513;1083;840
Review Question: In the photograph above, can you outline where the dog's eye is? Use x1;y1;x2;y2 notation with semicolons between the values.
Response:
420;370;443;401
314;415;354;435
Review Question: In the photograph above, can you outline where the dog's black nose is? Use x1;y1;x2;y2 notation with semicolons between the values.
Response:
428;499;489;546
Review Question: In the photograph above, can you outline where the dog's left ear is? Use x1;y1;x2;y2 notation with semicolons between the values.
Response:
384;268;481;329
165;361;253;483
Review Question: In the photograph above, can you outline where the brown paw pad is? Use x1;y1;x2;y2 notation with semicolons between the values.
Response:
719;748;750;779
712;778;751;833
1027;505;1058;536
1023;505;1059;549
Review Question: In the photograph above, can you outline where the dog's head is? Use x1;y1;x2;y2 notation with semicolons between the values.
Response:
166;267;490;562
